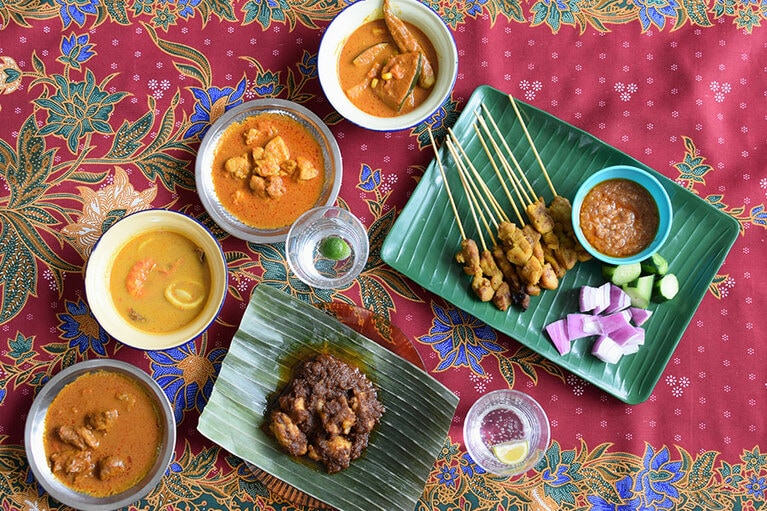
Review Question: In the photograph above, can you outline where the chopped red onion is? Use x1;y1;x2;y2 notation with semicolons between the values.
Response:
545;318;571;355
591;335;624;364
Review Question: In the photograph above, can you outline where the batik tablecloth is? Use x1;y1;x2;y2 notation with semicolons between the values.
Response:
1;0;766;509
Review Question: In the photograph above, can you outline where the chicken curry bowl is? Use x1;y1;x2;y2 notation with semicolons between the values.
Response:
24;359;176;510
43;370;164;496
196;100;343;243
212;113;325;230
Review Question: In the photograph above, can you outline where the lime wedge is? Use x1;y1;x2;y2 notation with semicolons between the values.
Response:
492;439;529;465
319;236;351;260
164;281;206;310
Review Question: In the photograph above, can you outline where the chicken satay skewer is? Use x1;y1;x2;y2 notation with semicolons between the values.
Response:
445;135;523;310
501;98;591;264
429;129;495;302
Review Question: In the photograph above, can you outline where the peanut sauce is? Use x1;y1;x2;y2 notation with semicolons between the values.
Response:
579;178;659;258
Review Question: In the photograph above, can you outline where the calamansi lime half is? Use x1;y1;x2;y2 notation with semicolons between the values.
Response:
491;439;530;465
318;236;351;260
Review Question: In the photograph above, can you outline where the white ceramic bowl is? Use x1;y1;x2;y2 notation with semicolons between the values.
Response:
318;0;458;131
85;209;228;350
25;359;176;511
196;99;343;243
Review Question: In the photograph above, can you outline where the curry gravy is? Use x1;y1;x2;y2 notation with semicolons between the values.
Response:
339;19;438;117
211;113;325;229
43;370;163;496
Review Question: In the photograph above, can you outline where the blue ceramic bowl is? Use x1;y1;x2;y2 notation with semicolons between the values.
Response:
571;165;673;265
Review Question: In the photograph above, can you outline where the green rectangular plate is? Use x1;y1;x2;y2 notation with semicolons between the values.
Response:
198;284;459;511
381;84;740;404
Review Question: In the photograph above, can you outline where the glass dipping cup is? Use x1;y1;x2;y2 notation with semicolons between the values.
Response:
463;389;550;476
286;206;369;289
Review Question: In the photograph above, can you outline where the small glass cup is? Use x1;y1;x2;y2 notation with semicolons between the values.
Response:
463;389;550;476
286;206;369;289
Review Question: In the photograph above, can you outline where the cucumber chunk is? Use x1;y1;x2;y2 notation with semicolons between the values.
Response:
652;273;679;302
603;262;641;286
621;275;655;309
641;253;669;276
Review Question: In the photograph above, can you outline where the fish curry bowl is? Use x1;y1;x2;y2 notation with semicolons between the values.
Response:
195;99;343;243
24;359;176;511
85;209;228;351
318;0;458;131
572;165;673;266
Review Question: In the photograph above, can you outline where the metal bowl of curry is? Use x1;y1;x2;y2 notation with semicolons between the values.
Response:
24;359;176;511
572;165;673;265
195;99;343;243
317;0;458;131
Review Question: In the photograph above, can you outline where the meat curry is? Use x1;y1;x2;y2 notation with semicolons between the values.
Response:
43;370;164;496
266;353;385;474
212;113;325;230
338;0;439;117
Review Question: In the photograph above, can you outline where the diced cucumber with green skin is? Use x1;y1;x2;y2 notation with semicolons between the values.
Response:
602;262;642;286
621;275;655;308
652;273;679;302
641;253;669;276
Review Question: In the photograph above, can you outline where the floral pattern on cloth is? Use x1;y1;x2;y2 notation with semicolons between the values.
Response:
1;0;765;509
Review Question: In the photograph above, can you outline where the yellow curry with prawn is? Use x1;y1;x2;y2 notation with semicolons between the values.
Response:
339;0;439;117
109;229;211;333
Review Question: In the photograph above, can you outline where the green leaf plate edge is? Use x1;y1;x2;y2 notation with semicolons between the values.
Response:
197;284;459;511
381;84;740;404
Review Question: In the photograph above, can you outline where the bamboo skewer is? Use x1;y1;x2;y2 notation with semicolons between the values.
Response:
479;104;537;204
444;136;493;250
447;128;509;227
508;95;557;198
470;118;525;226
474;113;534;211
427;128;466;241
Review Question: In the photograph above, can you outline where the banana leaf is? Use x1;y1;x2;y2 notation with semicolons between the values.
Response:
198;284;459;511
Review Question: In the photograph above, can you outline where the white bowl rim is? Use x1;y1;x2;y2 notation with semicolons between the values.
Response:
195;98;343;243
24;358;176;511
85;209;228;351
571;165;673;265
317;0;459;131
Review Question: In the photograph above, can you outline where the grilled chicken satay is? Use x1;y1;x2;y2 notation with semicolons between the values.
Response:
382;0;435;89
548;195;592;263
455;239;494;302
491;245;531;310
